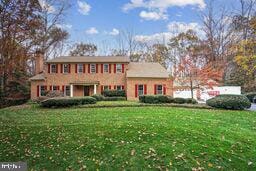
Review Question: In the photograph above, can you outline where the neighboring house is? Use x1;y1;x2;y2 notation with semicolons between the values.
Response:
30;53;173;100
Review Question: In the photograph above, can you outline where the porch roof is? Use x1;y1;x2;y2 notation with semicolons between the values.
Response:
70;81;100;85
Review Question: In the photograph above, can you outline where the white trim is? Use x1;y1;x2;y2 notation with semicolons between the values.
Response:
70;85;73;97
94;84;97;94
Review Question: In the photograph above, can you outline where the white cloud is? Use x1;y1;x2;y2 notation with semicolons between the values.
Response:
77;0;91;15
38;0;55;13
109;28;120;36
135;21;203;43
135;32;175;43
85;27;99;34
167;21;201;35
139;10;168;20
56;24;72;29
123;0;206;11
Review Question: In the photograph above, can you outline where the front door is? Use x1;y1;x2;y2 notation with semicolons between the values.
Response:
84;86;90;96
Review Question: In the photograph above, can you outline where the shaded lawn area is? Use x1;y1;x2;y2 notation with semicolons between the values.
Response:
0;105;256;170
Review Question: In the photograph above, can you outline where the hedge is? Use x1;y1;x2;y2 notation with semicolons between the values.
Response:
0;98;29;108
206;94;251;110
91;94;105;101
139;95;174;104
185;98;198;104
244;92;256;103
41;97;96;108
103;97;126;101
139;95;199;105
102;90;126;97
173;97;187;104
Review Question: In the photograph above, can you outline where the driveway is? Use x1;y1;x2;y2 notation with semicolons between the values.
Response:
249;103;256;111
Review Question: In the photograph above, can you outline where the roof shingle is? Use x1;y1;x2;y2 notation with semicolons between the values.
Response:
46;56;130;63
127;62;169;78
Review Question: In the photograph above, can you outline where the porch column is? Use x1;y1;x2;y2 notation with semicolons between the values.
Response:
70;84;73;97
93;84;97;95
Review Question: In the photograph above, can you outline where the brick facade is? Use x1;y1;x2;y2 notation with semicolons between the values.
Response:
30;56;173;100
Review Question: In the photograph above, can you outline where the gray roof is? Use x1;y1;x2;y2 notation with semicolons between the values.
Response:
127;62;169;78
46;56;130;63
29;73;45;81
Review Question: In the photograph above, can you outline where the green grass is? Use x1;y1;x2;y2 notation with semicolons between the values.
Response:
0;105;256;170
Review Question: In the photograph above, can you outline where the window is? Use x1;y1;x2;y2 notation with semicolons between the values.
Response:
78;64;83;73
63;64;69;73
104;64;109;73
65;86;70;96
116;64;122;73
52;86;58;91
40;86;47;96
157;85;163;95
90;64;96;73
116;85;122;90
103;86;109;90
138;85;144;96
51;64;57;73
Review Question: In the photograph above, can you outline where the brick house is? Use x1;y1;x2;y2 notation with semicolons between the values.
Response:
30;53;173;100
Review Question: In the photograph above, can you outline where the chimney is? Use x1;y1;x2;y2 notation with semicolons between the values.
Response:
35;51;44;75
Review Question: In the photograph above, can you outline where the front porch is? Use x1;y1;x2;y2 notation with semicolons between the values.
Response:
70;81;99;97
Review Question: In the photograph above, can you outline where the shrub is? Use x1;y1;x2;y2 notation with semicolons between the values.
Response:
102;90;126;97
139;95;174;104
185;98;198;104
0;98;29;108
173;98;186;104
206;94;251;110
244;92;256;103
91;94;105;101
46;91;64;98
103;97;126;101
41;97;96;108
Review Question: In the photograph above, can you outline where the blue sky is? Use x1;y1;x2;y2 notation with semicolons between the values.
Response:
50;0;237;53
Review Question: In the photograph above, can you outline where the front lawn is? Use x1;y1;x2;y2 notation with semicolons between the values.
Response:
0;105;256;170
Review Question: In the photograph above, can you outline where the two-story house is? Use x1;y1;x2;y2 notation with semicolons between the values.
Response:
30;53;173;100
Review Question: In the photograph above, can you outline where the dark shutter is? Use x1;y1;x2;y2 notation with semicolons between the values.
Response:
109;85;111;90
109;64;111;73
37;85;40;97
83;64;86;73
48;64;50;73
163;84;166;95
122;64;125;73
62;85;65;92
61;64;63;73
114;64;116;73
135;84;138;98
101;64;103;73
68;64;71;73
50;85;52;91
96;64;98;73
101;85;103;92
88;64;90;73
144;85;147;95
114;85;116;90
154;85;157;95
56;64;58;73
122;85;125;90
75;64;77;73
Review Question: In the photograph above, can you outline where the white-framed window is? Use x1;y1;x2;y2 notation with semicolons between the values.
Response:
78;64;83;73
116;85;122;90
138;85;144;96
116;64;122;73
103;86;109;90
63;64;69;73
40;85;47;96
65;85;70;96
90;64;96;73
157;85;163;95
51;64;57;73
104;64;109;73
52;85;58;91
